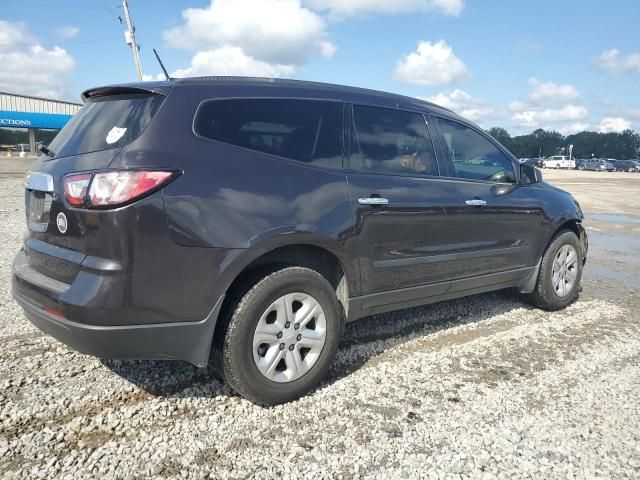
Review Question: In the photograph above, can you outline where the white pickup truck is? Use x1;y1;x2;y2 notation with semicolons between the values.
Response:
543;155;576;169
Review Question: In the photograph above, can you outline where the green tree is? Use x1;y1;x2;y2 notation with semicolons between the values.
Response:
487;127;640;159
565;131;601;158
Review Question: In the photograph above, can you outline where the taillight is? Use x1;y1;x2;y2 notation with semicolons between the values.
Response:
62;170;176;208
63;173;92;206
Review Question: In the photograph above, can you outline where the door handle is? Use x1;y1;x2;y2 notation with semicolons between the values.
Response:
465;199;487;206
358;197;389;206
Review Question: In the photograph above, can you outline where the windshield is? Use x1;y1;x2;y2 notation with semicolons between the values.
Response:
47;94;165;159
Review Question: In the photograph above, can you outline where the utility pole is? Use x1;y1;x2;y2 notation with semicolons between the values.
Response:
122;0;143;81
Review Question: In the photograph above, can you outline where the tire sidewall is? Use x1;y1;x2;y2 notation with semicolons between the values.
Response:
224;268;343;404
538;231;583;309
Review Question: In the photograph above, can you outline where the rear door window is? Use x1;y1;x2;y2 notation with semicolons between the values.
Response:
351;105;439;176
434;117;516;183
47;94;165;159
194;98;343;168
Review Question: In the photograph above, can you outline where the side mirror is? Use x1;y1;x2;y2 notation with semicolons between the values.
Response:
521;163;543;184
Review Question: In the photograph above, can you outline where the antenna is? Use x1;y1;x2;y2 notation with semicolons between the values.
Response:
153;48;171;81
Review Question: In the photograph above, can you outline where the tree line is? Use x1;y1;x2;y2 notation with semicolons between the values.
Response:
487;127;640;160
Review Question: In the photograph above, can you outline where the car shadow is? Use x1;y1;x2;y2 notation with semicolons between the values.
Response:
102;289;551;402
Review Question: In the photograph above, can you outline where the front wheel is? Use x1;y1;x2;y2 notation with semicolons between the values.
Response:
528;230;583;311
220;267;344;405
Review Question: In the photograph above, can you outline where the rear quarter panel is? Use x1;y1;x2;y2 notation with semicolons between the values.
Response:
109;85;360;294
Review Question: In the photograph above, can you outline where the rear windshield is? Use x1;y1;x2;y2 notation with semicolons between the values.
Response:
47;94;165;159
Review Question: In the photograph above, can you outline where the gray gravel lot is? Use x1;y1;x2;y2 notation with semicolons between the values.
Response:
1;169;639;479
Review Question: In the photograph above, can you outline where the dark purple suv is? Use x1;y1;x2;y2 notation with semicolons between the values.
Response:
12;77;588;404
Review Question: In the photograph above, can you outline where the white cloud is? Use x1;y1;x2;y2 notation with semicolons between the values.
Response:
393;40;469;86
164;0;334;66
598;116;632;133
305;0;464;18
528;78;580;103
141;73;167;82
422;89;495;122
169;46;296;78
55;26;79;39
505;79;590;133
558;122;590;136
0;21;75;98
318;40;337;58
512;105;589;127
595;49;640;75
0;21;35;46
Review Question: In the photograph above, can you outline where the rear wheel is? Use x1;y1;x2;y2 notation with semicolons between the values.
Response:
578;165;585;171
528;230;583;310
220;267;343;405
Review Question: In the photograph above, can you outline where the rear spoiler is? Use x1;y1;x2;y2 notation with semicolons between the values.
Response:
81;85;171;103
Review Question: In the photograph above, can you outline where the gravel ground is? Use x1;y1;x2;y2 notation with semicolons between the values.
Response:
1;170;640;479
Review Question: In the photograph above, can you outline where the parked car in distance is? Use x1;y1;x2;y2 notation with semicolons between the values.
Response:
578;159;613;172
610;159;640;172
601;159;616;172
519;157;544;168
12;77;588;404
575;159;587;170
543;155;576;169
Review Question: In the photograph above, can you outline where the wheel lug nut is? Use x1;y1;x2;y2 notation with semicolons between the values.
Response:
294;323;299;330
279;343;285;350
288;344;295;351
296;334;302;341
285;322;291;328
277;332;283;339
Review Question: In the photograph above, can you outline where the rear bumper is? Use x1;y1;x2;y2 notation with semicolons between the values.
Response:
12;280;224;367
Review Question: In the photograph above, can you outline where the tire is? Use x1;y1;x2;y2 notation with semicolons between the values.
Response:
555;164;560;169
528;230;583;311
578;165;585;171
220;267;344;405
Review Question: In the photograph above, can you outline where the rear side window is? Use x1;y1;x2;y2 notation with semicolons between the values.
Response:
351;105;439;176
195;99;343;168
47;94;165;159
434;117;516;183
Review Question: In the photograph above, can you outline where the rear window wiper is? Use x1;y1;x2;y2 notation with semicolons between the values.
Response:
40;146;55;158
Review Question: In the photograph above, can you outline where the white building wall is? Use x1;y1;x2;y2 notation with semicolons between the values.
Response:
0;92;82;116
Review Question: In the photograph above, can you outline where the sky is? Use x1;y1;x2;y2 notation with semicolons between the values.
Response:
1;0;639;135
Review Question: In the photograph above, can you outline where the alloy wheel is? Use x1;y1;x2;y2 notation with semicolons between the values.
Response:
551;244;578;297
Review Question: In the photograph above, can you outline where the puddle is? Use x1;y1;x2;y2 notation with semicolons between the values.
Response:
586;265;640;289
590;213;640;224
587;232;640;251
